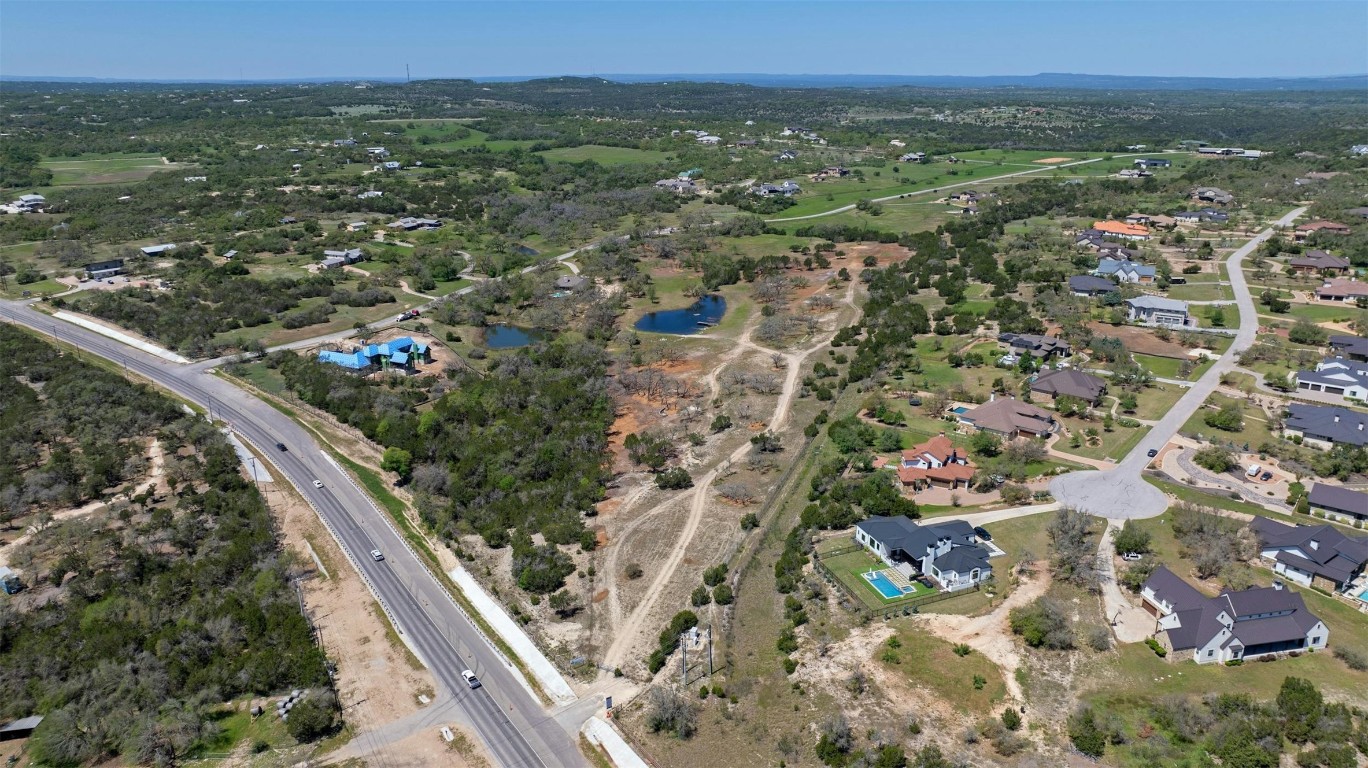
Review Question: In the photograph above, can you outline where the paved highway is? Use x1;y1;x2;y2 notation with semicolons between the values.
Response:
0;300;583;768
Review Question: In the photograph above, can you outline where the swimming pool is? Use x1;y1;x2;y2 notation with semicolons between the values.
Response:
951;406;969;414
864;570;909;600
1357;587;1368;602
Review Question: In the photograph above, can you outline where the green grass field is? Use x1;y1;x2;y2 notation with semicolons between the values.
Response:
770;157;1099;220
41;152;181;186
0;278;67;298
1129;382;1188;421
1134;352;1213;380
536;145;673;166
1180;394;1274;447
1166;282;1233;301
877;625;1009;714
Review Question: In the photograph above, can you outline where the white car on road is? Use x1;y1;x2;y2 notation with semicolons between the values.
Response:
312;480;323;488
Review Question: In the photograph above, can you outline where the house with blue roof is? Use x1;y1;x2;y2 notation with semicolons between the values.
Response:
318;336;430;372
1094;258;1157;284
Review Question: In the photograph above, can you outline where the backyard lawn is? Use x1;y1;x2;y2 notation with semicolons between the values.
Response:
818;547;936;612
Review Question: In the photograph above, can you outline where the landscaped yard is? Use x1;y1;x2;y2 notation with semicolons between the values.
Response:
1054;417;1149;462
818;546;936;611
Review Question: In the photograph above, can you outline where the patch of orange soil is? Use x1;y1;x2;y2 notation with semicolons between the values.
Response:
1034;157;1072;164
1085;321;1199;358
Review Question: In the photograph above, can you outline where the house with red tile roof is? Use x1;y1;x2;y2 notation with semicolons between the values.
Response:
896;434;975;490
1092;220;1151;241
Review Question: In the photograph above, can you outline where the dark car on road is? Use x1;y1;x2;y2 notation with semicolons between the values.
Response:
1146;449;1158;457
276;442;288;452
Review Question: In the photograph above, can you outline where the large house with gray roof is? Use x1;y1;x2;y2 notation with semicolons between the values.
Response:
1307;484;1368;524
1249;516;1368;591
959;396;1057;438
1141;565;1328;665
853;516;993;592
1329;335;1368;362
1295;358;1368;401
1283;403;1368;448
1069;274;1117;297
1125;296;1190;327
1030;369;1107;405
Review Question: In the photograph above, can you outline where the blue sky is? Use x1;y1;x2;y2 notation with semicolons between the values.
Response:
3;1;1365;80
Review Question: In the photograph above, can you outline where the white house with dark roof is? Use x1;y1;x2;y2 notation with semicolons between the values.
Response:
853;516;993;592
1125;296;1190;327
1094;258;1156;284
1249;516;1368;590
1141;565;1328;664
1296;358;1368;401
1329;335;1368;362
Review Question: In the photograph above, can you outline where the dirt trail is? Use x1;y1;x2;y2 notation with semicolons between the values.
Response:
600;281;858;672
1;439;166;568
341;264;436;300
912;565;1051;703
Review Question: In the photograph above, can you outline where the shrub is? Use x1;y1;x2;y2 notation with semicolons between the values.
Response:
1009;597;1074;649
1001;708;1022;731
655;467;693;489
625;563;643;579
712;584;734;605
1068;706;1107;758
1087;626;1112;652
972;674;987;690
1332;646;1367;671
952;643;972;657
690;585;711;606
285;692;340;742
1145;637;1168;657
645;687;698;739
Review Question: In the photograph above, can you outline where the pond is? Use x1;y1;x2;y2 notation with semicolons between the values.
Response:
484;324;545;349
634;295;727;335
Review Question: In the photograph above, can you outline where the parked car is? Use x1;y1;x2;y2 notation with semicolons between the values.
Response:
1146;449;1158;458
312;479;323;488
1122;552;1143;561
1261;471;1273;481
461;670;481;689
370;549;384;561
973;526;992;541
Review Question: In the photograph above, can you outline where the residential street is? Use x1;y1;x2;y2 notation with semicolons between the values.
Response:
1050;206;1307;519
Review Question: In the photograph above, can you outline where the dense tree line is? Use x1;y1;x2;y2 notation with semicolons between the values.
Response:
0;326;328;766
275;340;612;591
66;263;360;356
0;326;182;523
